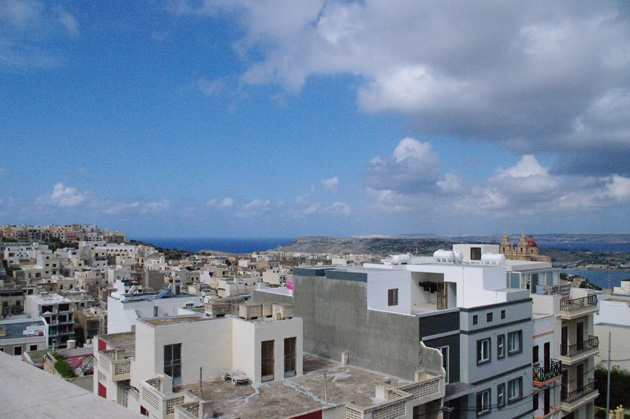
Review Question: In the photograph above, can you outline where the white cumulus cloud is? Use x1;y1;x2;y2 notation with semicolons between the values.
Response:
237;198;271;218
321;177;339;192
42;183;86;207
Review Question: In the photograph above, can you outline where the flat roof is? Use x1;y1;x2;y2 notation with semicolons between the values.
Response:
98;332;136;357
0;351;141;419
176;354;412;419
0;318;46;339
141;315;215;326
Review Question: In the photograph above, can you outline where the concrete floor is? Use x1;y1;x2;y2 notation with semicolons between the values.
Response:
176;353;411;419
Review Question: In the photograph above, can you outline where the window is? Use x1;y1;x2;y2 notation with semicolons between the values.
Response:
261;340;275;382
497;334;505;359
473;315;478;325
14;346;22;356
487;312;493;322
471;247;482;261
533;345;539;363
284;337;296;378
508;377;522;403
476;389;491;416
388;288;398;306
497;383;506;407
508;331;522;355
29;344;38;351
164;343;182;385
477;338;491;364
501;310;505;319
533;390;539;411
438;346;449;384
153;306;158;317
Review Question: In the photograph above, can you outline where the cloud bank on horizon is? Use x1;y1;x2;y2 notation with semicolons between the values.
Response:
0;0;628;237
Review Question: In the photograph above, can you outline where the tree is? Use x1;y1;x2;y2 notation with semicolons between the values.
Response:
594;365;630;410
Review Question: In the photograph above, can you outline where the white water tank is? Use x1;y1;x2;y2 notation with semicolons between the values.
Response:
433;250;455;262
481;253;505;265
392;254;411;265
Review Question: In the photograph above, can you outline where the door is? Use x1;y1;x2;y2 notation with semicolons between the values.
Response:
544;342;550;371
261;340;275;382
576;322;584;351
577;363;584;392
544;388;550;415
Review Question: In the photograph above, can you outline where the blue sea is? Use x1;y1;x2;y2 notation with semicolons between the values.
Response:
137;237;296;253
561;269;630;289
539;242;630;252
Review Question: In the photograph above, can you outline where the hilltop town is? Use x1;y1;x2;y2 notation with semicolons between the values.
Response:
1;224;629;418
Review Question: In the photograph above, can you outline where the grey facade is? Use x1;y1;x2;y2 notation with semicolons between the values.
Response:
254;264;535;419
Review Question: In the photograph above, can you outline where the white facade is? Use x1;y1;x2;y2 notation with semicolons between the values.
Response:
364;261;522;314
25;293;75;348
132;314;303;387
107;288;203;334
95;306;303;417
452;244;500;263
595;292;630;371
0;317;48;355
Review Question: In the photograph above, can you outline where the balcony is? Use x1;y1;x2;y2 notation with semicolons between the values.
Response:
1;306;23;316
97;349;131;381
561;379;598;412
140;375;186;418
559;295;598;319
533;359;562;384
559;336;599;365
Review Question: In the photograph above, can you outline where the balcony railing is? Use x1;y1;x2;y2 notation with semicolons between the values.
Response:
561;336;599;357
533;359;562;382
1;307;24;316
560;295;597;312
98;349;131;381
345;373;444;419
140;375;186;418
561;378;597;404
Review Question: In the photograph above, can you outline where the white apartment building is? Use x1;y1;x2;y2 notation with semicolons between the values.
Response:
36;252;60;279
594;281;630;371
94;303;302;418
0;317;48;356
216;276;258;298
107;281;203;334
25;293;75;348
505;258;599;419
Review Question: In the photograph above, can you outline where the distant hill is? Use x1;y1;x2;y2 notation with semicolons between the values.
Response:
271;236;457;256
271;235;630;266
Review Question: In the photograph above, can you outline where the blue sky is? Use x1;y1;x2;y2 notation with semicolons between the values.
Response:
1;0;629;238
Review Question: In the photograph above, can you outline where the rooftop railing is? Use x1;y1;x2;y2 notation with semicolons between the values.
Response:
560;295;597;312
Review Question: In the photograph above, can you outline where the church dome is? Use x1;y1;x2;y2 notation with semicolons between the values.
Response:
527;235;537;247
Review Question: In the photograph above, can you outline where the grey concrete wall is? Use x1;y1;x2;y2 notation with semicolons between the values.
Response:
294;272;423;381
251;289;294;306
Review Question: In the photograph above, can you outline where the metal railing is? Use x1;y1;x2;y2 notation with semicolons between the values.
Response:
560;295;598;312
533;359;562;382
1;307;24;316
561;336;599;357
561;378;597;404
